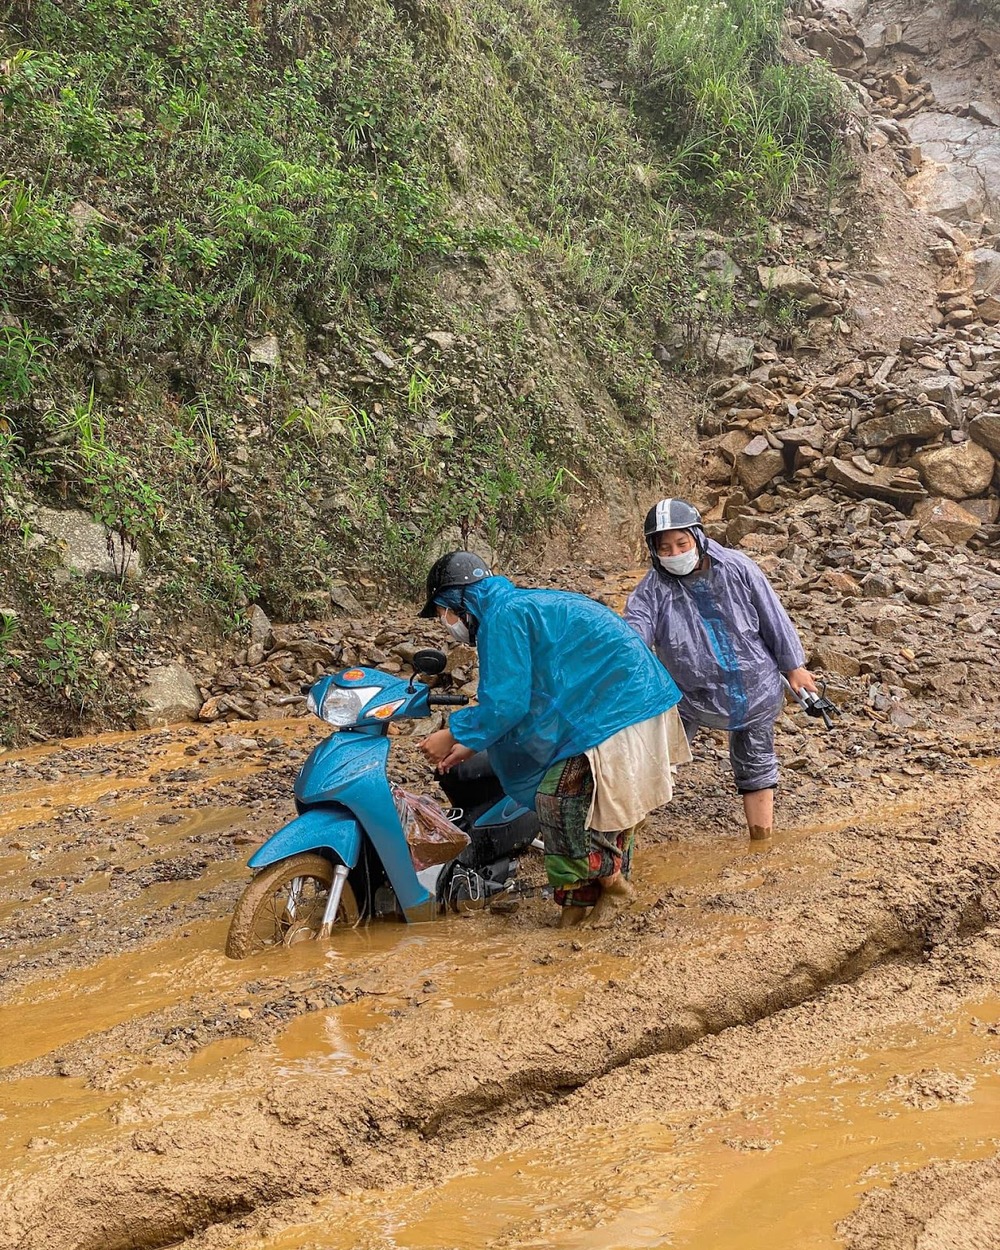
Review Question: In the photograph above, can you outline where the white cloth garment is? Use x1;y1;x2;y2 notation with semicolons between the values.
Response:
585;705;692;833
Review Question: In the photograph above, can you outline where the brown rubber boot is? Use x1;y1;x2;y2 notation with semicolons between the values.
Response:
748;825;772;842
558;905;589;928
583;875;636;928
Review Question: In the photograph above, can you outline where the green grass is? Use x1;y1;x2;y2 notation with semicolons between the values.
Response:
0;5;509;362
616;0;845;213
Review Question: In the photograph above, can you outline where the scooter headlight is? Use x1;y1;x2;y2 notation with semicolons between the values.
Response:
309;684;381;726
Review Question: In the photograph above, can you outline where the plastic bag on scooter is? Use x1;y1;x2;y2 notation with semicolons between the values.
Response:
393;788;470;870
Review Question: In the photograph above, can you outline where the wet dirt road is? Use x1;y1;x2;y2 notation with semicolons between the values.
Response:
3;711;1000;1250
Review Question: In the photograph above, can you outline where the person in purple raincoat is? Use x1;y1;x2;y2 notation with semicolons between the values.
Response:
624;499;817;842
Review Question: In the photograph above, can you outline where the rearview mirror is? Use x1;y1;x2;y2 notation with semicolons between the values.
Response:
412;648;447;676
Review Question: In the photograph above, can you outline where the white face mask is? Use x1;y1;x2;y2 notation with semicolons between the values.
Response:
658;548;700;577
443;617;470;645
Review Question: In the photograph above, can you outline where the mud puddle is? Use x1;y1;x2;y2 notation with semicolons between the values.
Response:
0;808;807;1059
0;822;797;1080
1;918;247;1068
228;996;1000;1250
0;822;826;1220
3;717;1000;1250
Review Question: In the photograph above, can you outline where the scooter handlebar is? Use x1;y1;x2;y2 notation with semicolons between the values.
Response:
781;675;839;730
427;693;470;707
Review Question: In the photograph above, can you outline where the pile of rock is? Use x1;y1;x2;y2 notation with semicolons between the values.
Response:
189;611;464;724
149;600;485;730
689;305;1000;723
865;63;935;123
704;486;1000;717
758;263;848;321
700;319;1000;538
789;0;935;124
934;227;1000;329
789;4;867;74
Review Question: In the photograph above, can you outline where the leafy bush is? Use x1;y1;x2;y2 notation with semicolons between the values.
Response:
0;318;51;403
36;609;100;707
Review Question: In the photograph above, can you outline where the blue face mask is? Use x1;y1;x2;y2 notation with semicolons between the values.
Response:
658;548;700;577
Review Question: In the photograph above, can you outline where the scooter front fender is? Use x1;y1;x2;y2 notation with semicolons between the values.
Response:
248;805;362;870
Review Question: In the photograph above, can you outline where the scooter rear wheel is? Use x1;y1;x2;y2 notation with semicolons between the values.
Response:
225;853;359;959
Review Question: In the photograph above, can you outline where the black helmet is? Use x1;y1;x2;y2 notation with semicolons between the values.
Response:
418;551;492;618
643;498;707;563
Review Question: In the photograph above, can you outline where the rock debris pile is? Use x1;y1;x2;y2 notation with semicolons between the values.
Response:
695;316;1000;733
669;0;1000;736
188;610;466;726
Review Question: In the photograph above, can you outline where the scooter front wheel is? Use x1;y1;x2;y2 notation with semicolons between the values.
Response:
225;853;359;959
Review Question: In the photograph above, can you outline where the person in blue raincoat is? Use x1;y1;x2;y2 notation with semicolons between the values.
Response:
417;552;690;926
624;499;817;842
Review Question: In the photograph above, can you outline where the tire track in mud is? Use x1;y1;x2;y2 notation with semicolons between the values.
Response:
5;778;1000;1250
207;922;1000;1250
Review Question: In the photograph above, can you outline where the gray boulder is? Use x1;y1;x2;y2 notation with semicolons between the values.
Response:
135;664;202;729
920;167;985;224
811;644;862;678
248;334;281;366
969;412;1000;457
736;446;785;496
34;507;141;581
913;374;962;424
855;405;949;448
757;265;817;300
826;458;927;507
697;249;742;286
68;200;108;240
959;497;1000;525
716;429;752;463
972;247;1000;293
804;28;866;69
775;423;826;450
248;604;274;650
701;330;755;374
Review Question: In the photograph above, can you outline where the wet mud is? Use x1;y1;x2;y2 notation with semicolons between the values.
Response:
2;695;1000;1249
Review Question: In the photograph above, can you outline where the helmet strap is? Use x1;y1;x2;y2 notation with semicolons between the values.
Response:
457;588;480;645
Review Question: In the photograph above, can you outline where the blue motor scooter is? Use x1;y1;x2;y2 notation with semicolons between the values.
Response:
225;649;539;958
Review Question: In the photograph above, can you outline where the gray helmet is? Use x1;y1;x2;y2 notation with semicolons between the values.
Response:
643;498;707;565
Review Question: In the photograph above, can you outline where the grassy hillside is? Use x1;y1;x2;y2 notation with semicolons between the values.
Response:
0;0;844;737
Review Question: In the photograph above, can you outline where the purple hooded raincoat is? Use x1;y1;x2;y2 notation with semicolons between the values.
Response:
624;538;805;732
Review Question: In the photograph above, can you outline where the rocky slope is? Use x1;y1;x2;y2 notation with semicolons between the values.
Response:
679;0;1000;744
91;1;1000;789
0;0;863;745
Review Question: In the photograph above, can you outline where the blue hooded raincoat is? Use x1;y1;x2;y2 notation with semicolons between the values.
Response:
439;577;681;809
624;539;805;732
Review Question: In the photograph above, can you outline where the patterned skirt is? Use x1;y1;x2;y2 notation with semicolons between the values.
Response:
536;753;636;908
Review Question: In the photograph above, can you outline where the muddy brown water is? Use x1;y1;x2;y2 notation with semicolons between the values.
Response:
230;996;1000;1250
3;719;1000;1250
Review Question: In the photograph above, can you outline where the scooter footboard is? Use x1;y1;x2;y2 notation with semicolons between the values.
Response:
248;805;362;870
